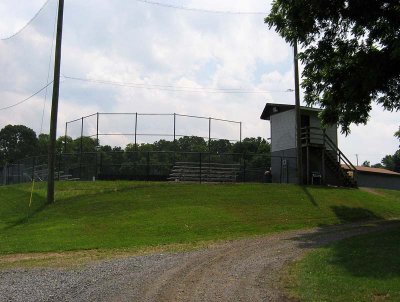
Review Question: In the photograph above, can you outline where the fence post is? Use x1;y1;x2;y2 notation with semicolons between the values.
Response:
18;162;21;184
199;152;202;184
99;152;103;178
243;155;246;183
96;113;99;145
147;152;150;181
3;163;8;185
287;160;289;184
58;153;61;181
64;122;68;153
7;164;10;185
173;113;176;143
208;118;211;152
80;117;84;179
95;113;100;181
135;113;138;150
239;122;242;143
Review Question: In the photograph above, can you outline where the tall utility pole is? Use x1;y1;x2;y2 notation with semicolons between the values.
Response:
294;41;303;185
47;0;64;204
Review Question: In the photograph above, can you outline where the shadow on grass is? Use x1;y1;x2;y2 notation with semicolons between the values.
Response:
2;191;49;230
288;206;400;280
301;186;318;207
331;205;383;223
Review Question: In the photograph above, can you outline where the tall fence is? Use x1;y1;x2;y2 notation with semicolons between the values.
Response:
65;113;242;152
0;151;297;185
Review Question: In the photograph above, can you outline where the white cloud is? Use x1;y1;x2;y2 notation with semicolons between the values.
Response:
0;0;398;165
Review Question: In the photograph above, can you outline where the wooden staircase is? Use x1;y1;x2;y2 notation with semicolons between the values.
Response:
301;127;357;187
169;162;240;183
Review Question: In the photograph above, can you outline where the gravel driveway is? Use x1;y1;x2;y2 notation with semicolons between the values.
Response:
1;220;398;302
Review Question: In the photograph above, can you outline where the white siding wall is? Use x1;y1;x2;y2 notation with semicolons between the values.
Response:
271;109;296;152
308;111;338;148
270;109;339;153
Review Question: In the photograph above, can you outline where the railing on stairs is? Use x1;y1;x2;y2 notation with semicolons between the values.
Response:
301;127;357;187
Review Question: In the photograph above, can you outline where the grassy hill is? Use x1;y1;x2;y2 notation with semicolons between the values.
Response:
0;181;399;255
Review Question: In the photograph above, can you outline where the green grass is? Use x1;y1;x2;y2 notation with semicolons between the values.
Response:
0;181;399;255
287;227;400;302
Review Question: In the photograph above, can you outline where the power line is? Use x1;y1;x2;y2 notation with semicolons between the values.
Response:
62;75;293;94
0;82;54;111
40;1;59;134
134;0;266;15
0;0;53;41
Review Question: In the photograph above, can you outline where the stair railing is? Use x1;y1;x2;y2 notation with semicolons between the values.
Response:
301;127;358;185
323;134;357;183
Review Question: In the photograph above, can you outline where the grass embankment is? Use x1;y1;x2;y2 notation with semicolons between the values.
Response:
0;182;399;257
287;227;400;302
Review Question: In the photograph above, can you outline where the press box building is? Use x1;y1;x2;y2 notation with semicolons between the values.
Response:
260;103;400;190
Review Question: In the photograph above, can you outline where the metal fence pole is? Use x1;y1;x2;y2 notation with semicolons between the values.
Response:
96;113;99;145
58;153;61;181
287;161;289;184
199;152;202;184
80;117;84;179
135;113;138;150
64;122;68;153
96;113;100;180
147;151;150;181
173;113;176;142
208;118;211;152
240;122;242;143
243;155;246;183
18;162;21;184
99;152;103;178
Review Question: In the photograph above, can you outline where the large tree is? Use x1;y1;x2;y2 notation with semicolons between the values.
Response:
0;125;38;164
266;0;400;134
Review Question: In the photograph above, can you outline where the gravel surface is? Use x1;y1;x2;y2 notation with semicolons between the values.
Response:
1;220;398;302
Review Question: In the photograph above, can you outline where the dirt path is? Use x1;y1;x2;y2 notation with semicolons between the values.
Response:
1;220;398;302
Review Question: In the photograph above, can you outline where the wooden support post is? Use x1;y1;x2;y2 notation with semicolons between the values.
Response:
47;0;64;204
294;41;303;185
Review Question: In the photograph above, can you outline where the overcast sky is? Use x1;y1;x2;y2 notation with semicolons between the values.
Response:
0;0;398;164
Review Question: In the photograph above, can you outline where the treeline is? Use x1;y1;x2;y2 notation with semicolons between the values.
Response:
0;124;271;165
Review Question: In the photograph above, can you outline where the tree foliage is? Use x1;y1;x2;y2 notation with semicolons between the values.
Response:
395;127;400;142
381;151;400;172
0;125;38;165
266;0;400;133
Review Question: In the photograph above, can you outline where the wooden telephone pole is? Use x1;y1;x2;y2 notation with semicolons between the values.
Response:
47;0;64;204
294;41;303;185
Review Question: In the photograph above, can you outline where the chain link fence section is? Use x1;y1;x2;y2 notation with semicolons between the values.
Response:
64;113;242;153
1;151;296;185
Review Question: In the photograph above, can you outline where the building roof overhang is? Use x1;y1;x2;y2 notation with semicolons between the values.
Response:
260;103;322;121
341;164;400;176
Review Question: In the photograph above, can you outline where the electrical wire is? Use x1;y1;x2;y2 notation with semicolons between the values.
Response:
40;0;58;134
0;0;53;41
62;75;293;94
0;81;54;111
134;0;266;15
